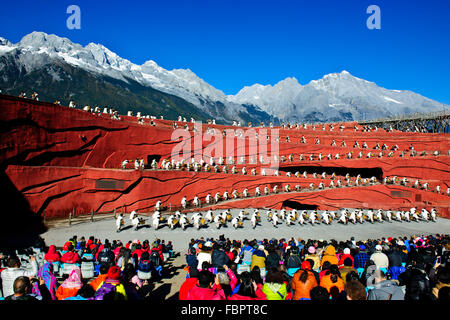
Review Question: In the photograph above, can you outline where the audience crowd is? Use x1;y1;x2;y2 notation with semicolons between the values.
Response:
0;233;449;301
180;233;450;301
0;236;173;300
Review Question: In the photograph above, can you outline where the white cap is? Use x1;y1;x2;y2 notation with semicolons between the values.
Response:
375;245;383;251
343;248;351;255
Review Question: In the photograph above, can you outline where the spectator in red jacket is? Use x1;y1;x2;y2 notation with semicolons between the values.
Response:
151;242;164;263
61;244;81;264
179;267;200;300
338;248;355;269
44;245;61;263
186;270;226;300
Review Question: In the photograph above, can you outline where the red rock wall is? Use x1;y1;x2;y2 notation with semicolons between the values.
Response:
1;94;449;220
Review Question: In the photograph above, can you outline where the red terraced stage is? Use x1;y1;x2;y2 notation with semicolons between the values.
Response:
1;93;449;220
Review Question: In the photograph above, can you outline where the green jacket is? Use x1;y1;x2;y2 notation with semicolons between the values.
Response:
262;282;287;300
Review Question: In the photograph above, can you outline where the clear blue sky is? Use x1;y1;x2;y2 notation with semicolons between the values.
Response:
1;0;449;104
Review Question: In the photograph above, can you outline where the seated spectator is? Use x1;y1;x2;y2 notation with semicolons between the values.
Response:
5;276;50;301
338;248;354;268
60;244;81;265
309;286;330;301
56;266;83;300
44;245;61;263
262;268;287;300
398;255;434;301
320;265;345;295
80;246;95;262
97;242;115;269
197;242;213;270
320;245;339;268
250;266;265;285
291;265;318;300
228;272;266;300
304;246;320;270
121;263;142;300
345;279;367;300
33;262;58;300
64;284;96;300
186;270;226;300
367;269;404;300
251;245;267;271
432;266;450;299
90;264;109;291
95;266;128;300
265;246;281;270
1;256;38;297
216;265;237;297
211;243;230;268
370;245;389;269
179;267;200;300
137;251;154;273
186;247;198;268
116;247;133;270
354;245;371;269
340;258;358;285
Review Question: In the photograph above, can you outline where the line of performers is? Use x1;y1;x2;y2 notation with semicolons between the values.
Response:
115;206;437;232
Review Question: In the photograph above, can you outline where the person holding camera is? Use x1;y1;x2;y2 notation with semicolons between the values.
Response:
5;276;52;301
1;256;38;297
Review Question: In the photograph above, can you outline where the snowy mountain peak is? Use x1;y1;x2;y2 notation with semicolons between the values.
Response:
1;31;448;123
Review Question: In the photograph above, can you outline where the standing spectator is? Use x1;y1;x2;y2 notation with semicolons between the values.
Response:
56;266;83;300
1;256;38;297
367;269;404;300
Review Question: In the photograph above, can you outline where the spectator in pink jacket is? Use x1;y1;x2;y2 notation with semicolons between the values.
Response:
216;265;238;297
186;270;226;300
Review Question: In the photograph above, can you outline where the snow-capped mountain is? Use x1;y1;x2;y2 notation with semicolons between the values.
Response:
0;31;448;123
229;70;449;122
0;32;272;124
